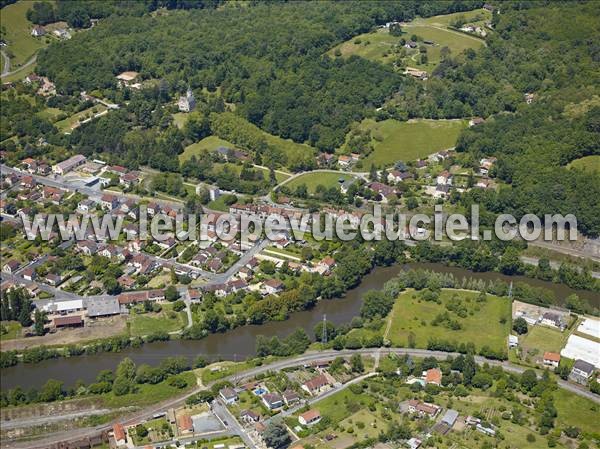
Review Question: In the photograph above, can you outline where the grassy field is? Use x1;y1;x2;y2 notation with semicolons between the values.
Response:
553;388;600;438
327;29;402;64
179;136;234;162
519;325;570;356
349;118;466;169
387;289;511;352
0;321;22;341
0;1;49;67
37;107;64;122
103;372;196;408
54;105;107;132
285;172;357;193
567;155;600;174
419;8;492;27
328;9;487;70
127;306;187;337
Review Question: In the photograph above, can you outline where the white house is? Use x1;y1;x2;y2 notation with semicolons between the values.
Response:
298;409;321;426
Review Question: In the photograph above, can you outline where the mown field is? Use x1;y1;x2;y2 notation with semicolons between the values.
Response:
567;155;600;174
285;172;357;193
179;135;234;162
387;289;511;352
349;118;466;169
328;8;488;71
519;325;570;356
0;1;48;68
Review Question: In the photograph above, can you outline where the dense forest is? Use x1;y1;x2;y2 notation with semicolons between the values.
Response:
37;1;482;150
26;0;600;237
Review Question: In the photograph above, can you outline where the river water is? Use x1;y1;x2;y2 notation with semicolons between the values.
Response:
1;263;598;390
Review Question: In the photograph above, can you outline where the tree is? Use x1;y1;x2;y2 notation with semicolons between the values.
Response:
350;354;364;373
135;424;149;438
165;285;180;301
512;317;528;335
314;320;337;343
39;379;63;402
116;357;136;381
112;376;133;396
360;290;394;320
263;421;291;449
33;309;46;336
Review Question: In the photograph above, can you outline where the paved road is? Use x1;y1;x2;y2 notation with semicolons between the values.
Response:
520;255;600;279
3;347;599;449
213;399;258;449
0;54;37;78
273;169;369;192
207;239;269;286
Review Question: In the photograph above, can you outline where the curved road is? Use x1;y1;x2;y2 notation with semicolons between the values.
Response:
3;348;598;449
1;53;37;78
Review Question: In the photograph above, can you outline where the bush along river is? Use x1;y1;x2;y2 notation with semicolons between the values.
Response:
1;262;598;390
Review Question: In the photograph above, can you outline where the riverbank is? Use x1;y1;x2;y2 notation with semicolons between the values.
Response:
2;348;599;449
2;262;598;390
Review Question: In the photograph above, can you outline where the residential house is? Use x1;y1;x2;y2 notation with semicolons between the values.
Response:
570;359;595;385
368;182;397;203
241;409;261;424
263;278;284;295
78;199;97;213
282;390;300;406
387;170;412;184
407;400;440;418
31;26;46;37
2;260;20;274
424;368;442;386
119;172;141;189
436;171;453;186
112;423;126;446
337;155;352;168
45;273;64;286
100;194;119;211
262;393;283;410
21;267;36;281
299;409;321;426
479;157;497;176
177;414;194;435
433;184;451;199
469;117;485;127
219;387;239;404
543;352;561;368
302;374;330;396
541;312;565;330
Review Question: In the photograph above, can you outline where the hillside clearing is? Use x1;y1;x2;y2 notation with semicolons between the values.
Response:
349;118;466;169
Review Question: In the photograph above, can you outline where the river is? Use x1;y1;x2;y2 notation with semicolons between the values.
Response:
1;263;598;390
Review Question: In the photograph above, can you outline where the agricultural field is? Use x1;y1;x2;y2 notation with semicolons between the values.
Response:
285;172;358;194
326;29;402;64
567;155;600;174
0;1;48;69
387;289;511;353
348;118;466;169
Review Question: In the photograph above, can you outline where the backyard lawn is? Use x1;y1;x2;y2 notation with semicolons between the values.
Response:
285;172;357;193
387;289;511;353
349;118;466;169
519;325;570;356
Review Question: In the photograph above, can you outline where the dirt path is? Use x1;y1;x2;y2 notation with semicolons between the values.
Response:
0;316;127;351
